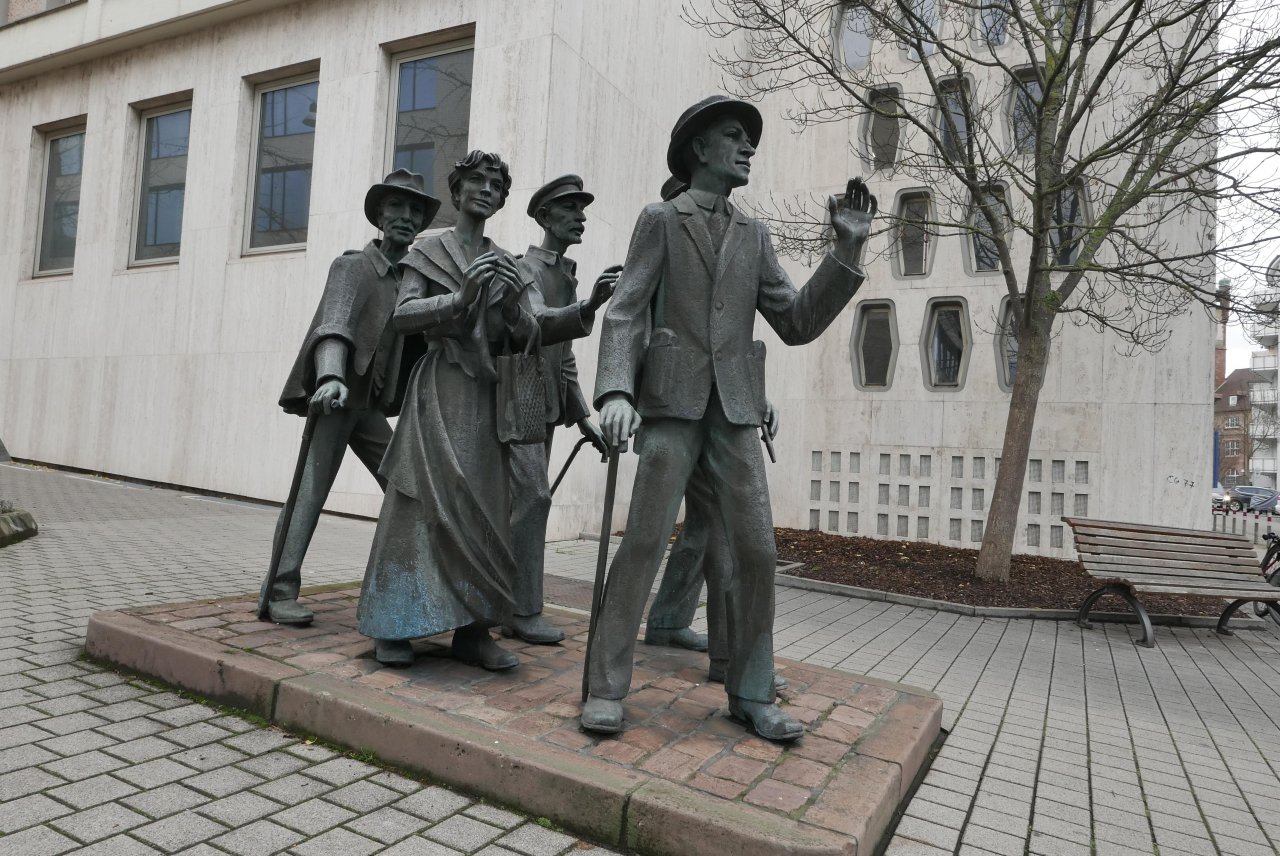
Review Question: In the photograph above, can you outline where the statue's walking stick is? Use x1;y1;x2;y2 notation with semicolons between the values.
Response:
550;436;591;497
258;412;319;620
582;440;626;701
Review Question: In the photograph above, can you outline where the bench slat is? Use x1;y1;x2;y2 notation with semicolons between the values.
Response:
1080;560;1269;580
1065;517;1253;543
1075;543;1258;566
1080;555;1262;576
1130;583;1280;599
1074;533;1256;558
1086;572;1276;592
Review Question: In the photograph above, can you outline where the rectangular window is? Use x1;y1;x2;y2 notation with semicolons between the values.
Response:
1052;460;1066;482
898;485;911;506
898;192;931;275
950;487;963;509
391;44;474;231
847;512;859;533
1075;461;1089;483
1229;395;1239;407
133;107;191;263
829;510;840;531
849;482;860;503
879;454;891;475
810;480;822;501
973;457;986;479
1073;494;1089;516
878;483;890;505
809;509;820;530
1028;491;1042;514
920;455;932;477
830;481;841;502
897;515;909;537
850;452;861;473
831;452;842;473
877;514;889;536
971;189;1005;272
1224;415;1241;429
1224;439;1241;456
812;451;823;472
37;128;85;274
1049;183;1086;266
971;520;984;542
899;454;911;476
952;456;964;478
980;0;1009;44
919;486;931;507
972;488;985;511
248;77;318;250
1050;525;1063;548
1029;458;1042;482
949;518;962;540
917;517;930;538
1051;492;1065;515
1027;524;1041;547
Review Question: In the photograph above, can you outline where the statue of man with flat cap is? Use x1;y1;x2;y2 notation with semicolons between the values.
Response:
582;95;876;741
503;175;620;644
265;169;440;626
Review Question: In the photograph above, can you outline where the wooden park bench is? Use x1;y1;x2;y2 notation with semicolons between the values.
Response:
1063;517;1280;647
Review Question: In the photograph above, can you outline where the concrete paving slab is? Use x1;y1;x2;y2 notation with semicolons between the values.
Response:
86;592;942;856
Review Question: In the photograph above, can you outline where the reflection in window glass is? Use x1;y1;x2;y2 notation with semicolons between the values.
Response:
868;89;901;169
136;108;190;262
394;48;474;230
938;81;969;160
972;189;1004;271
899;193;931;275
38;131;85;273
1012;74;1042;154
905;0;939;58
837;3;872;70
1049;184;1085;265
998;300;1020;387
979;0;1009;44
929;303;965;386
857;305;894;386
250;80;317;249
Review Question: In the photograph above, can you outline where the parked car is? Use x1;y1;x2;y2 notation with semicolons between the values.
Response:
1213;488;1228;510
1227;485;1280;512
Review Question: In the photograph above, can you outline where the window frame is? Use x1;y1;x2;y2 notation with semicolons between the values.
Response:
1046;180;1089;267
920;296;972;391
34;124;87;278
936;77;971;162
967;185;1007;274
242;72;320;256
129;103;193;268
1008;68;1043;156
850;299;900;391
1223;414;1242;429
862;86;902;171
893;189;934;278
975;0;1010;45
385;38;475;237
833;1;873;72
994;295;1021;392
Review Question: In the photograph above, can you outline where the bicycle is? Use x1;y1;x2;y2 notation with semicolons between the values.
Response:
1255;532;1280;625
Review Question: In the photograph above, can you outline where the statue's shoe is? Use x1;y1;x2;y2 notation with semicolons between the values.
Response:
727;697;804;742
267;599;314;627
707;663;788;690
643;626;708;651
500;614;566;645
580;695;624;733
374;639;414;667
451;628;519;671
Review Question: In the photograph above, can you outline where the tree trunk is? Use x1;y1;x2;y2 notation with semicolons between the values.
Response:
974;317;1053;581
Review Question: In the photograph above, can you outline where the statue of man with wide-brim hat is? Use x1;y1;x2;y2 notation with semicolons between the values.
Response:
263;169;440;626
583;95;877;741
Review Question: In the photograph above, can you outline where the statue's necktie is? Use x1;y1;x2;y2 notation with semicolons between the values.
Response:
707;199;730;252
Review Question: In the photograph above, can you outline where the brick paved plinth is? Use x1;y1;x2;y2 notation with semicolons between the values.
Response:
86;589;942;856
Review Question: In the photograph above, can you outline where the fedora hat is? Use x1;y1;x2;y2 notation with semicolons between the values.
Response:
665;95;763;182
364;169;442;233
527;174;595;218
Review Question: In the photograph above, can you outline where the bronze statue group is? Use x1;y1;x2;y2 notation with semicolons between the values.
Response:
260;95;876;743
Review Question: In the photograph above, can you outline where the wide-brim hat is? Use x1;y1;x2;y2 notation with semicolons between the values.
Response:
527;174;595;218
364;168;442;233
665;95;763;182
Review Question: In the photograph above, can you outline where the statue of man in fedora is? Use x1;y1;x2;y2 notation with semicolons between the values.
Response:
503;175;620;644
263;169;440;626
582;96;876;741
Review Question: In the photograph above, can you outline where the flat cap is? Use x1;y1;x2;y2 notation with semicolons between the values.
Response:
527;174;594;218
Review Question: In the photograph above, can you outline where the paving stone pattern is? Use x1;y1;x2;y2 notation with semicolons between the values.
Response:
0;464;617;856
4;462;1280;854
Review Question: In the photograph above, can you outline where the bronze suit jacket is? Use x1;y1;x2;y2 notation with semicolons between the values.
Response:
279;241;421;417
594;191;864;426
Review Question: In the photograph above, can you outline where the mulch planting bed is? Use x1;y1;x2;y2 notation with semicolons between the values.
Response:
774;527;1225;616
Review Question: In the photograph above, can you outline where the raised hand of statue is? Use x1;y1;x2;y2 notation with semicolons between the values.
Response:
586;264;624;312
577;417;609;459
829;178;877;267
309;379;348;415
599;393;641;448
459;252;501;309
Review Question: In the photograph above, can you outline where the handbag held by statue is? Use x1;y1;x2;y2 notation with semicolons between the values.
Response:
495;328;550;445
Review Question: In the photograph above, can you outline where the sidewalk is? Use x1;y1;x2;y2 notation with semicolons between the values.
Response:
3;461;1280;855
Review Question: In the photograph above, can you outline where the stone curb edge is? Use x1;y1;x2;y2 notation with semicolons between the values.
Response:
774;572;1266;630
84;608;936;856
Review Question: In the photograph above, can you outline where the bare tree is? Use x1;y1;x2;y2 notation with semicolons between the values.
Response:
686;0;1280;580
